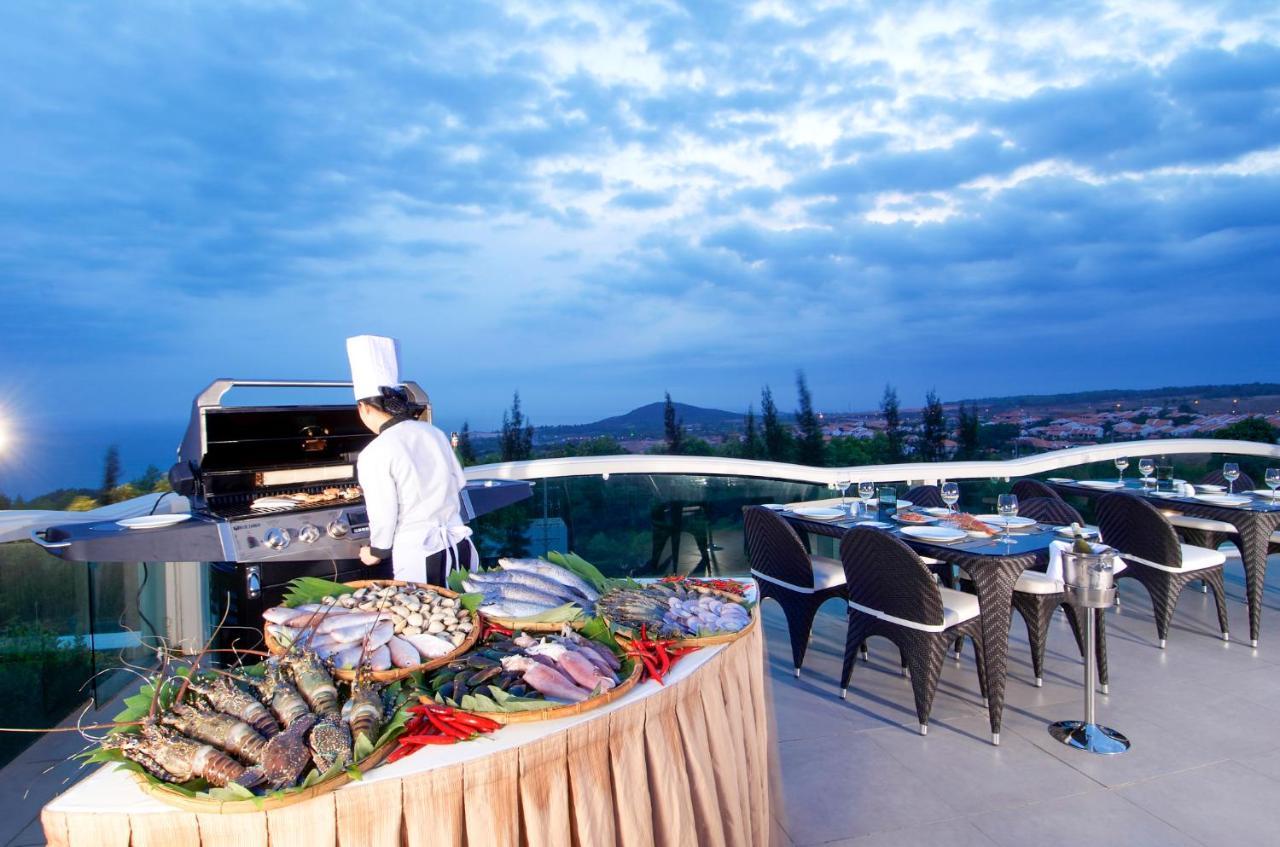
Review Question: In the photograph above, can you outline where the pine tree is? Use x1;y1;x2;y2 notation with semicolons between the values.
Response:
761;386;789;461
101;445;122;503
663;392;685;455
500;392;534;462
742;405;762;459
456;422;477;465
795;371;826;467
881;385;903;462
957;403;981;459
920;390;948;461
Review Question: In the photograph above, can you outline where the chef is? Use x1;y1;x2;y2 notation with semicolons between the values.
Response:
347;335;477;584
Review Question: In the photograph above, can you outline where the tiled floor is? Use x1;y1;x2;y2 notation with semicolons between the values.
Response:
767;551;1280;846
5;553;1279;846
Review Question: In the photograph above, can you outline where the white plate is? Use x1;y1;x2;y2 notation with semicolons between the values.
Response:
1054;525;1100;538
761;503;786;510
975;514;1038;528
1248;490;1278;498
118;514;192;529
1078;480;1125;489
793;507;845;520
900;525;967;543
1047;477;1073;483
1194;494;1252;507
854;520;891;529
1197;484;1226;492
892;513;938;525
252;496;299;510
921;507;952;517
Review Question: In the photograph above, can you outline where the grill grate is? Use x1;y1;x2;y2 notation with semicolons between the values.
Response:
204;483;363;520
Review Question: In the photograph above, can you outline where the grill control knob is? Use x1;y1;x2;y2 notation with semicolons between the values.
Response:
327;517;350;539
263;528;292;550
298;523;321;544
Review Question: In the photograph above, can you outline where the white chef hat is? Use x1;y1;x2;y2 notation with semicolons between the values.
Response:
346;335;401;401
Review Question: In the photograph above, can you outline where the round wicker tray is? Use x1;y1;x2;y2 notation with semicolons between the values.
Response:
129;732;395;814
476;610;589;633
600;585;759;648
263;580;480;682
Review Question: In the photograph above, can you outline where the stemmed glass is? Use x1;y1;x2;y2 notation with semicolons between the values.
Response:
1114;456;1129;484
836;477;853;513
1138;458;1155;492
1266;468;1279;504
858;481;875;516
997;493;1019;546
941;482;960;513
1223;462;1241;495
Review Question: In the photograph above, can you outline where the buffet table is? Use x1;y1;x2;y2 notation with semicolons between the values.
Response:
42;616;775;847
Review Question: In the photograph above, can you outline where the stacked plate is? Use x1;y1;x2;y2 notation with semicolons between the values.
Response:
792;507;846;521
900;525;967;543
975;514;1038;530
1193;493;1252;507
118;514;192;529
1078;480;1125;490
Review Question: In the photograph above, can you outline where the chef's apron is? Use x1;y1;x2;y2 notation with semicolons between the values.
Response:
390;521;479;585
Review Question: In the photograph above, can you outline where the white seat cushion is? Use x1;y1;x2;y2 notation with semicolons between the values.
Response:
939;587;981;627
751;555;846;594
1014;571;1062;595
1169;514;1237;534
1122;543;1227;574
810;555;847;591
919;555;943;566
1272;530;1280;544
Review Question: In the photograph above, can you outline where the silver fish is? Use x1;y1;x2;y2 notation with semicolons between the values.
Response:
497;558;600;602
479;601;559;619
466;571;586;604
462;580;566;609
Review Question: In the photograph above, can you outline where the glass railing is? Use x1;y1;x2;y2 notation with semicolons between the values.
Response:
0;542;164;767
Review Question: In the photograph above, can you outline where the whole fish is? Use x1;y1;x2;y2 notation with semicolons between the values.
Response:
501;655;592;702
525;642;615;692
497;558;601;602
479;601;561;619
466;571;587;605
462;580;566;610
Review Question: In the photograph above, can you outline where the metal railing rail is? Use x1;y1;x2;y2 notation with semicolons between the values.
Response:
463;438;1280;486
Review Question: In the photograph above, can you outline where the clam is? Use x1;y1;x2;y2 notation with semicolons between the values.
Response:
427;621;446;634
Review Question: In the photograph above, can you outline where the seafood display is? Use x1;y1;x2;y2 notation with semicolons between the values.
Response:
425;629;625;711
387;702;500;762
460;557;601;621
596;581;753;639
89;650;406;801
263;581;474;672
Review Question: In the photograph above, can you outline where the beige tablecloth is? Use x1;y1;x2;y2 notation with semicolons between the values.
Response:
43;620;776;846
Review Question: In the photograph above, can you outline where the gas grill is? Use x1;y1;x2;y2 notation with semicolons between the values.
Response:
34;379;532;648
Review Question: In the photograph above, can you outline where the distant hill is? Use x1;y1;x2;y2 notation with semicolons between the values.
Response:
537;401;752;441
957;382;1280;411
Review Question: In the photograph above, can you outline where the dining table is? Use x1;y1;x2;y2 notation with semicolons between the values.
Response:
1048;479;1280;647
780;504;1059;744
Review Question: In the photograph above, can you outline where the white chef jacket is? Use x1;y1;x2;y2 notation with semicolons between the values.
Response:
356;417;474;582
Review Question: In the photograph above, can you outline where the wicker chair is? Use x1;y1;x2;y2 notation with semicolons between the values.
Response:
837;527;990;740
1169;469;1257;555
1096;493;1230;648
1009;497;1109;690
744;507;846;676
1011;479;1064;502
904;485;945;509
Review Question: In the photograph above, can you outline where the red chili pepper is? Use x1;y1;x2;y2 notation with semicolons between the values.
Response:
426;712;473;741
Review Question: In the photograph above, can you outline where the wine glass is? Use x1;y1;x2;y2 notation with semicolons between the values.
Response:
1114;456;1129;483
1223;462;1240;495
858;481;875;515
997;493;1018;546
941;482;960;513
1139;458;1155;492
1266;468;1279;504
836;477;852;512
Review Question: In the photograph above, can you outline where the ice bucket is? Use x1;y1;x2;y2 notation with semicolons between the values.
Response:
1062;548;1117;609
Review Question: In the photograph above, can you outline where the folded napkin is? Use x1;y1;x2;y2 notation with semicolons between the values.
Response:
1045;539;1127;587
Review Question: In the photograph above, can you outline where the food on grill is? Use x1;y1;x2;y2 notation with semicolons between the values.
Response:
943;512;997;536
596;582;752;639
264;583;473;669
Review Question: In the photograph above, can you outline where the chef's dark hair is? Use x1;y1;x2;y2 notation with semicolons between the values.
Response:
358;386;413;416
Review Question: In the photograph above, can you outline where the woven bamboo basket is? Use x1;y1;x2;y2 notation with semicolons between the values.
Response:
601;585;759;648
476;609;590;633
473;657;643;725
263;580;480;682
129;734;395;814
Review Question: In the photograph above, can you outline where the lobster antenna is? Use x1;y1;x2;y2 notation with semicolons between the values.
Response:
172;597;233;707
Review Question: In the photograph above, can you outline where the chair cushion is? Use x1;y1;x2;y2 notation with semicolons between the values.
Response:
751;555;846;595
1168;514;1237;534
919;555;943;566
1122;543;1227;573
939;587;981;627
1014;571;1062;595
1272;530;1280;544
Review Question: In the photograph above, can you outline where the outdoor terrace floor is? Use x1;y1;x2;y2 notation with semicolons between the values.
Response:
765;550;1280;847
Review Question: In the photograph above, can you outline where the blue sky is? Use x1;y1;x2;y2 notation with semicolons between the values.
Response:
2;0;1279;453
